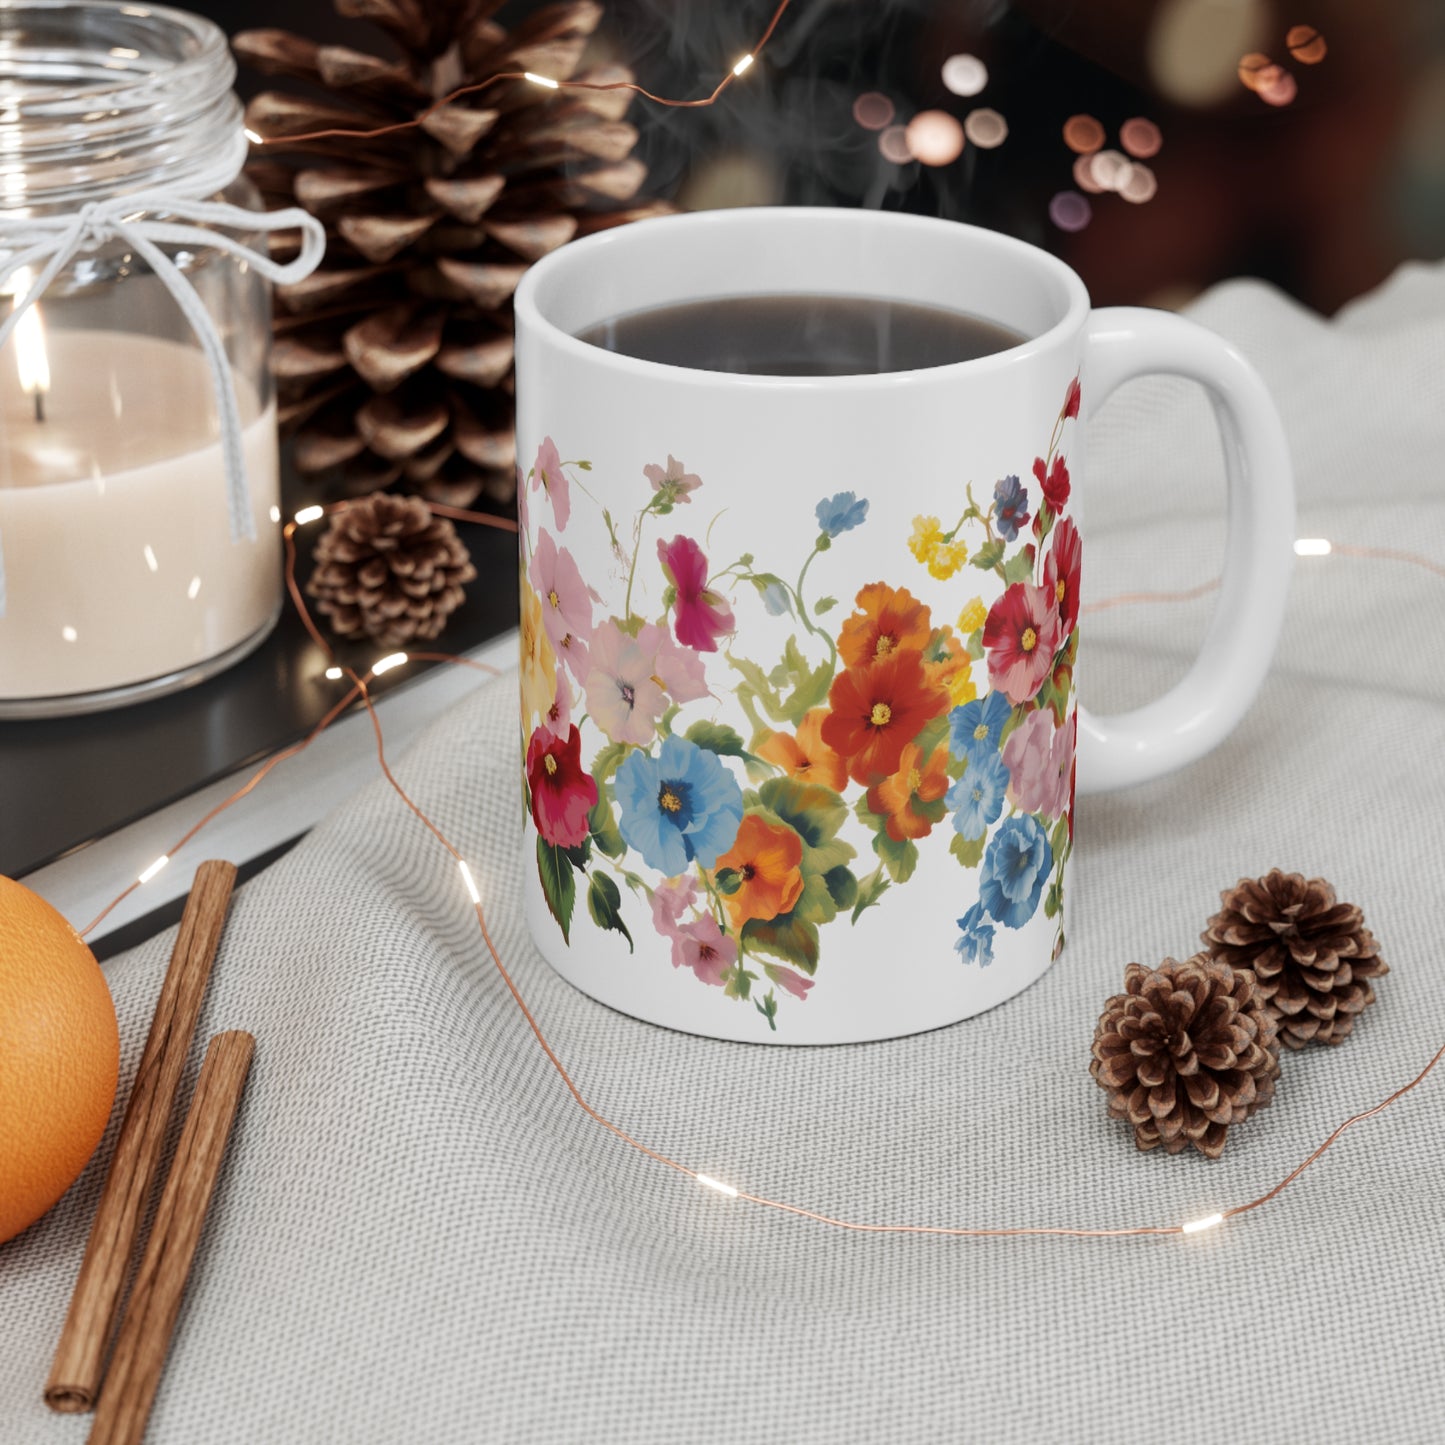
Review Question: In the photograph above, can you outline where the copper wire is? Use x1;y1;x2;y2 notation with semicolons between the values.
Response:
81;520;1445;1240
256;0;795;147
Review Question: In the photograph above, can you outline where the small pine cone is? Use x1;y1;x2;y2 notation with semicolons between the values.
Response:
1091;956;1281;1159
1201;870;1388;1050
307;492;476;647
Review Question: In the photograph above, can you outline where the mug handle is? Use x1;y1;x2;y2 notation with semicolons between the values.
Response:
1075;307;1295;793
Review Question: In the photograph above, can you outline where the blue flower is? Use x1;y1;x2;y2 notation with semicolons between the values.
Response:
993;474;1030;542
815;491;869;538
949;691;1013;766
616;735;744;876
946;750;1009;841
954;902;995;967
760;579;792;616
978;815;1053;930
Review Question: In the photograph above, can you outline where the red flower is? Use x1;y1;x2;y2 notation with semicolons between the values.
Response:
982;582;1062;705
657;535;734;652
821;651;949;786
526;724;598;847
1063;375;1081;419
1043;516;1082;634
1033;454;1070;513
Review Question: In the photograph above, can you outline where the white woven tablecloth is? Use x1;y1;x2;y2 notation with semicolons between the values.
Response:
3;263;1443;1444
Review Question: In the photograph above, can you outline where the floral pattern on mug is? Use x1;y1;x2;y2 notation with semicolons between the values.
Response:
518;378;1081;1030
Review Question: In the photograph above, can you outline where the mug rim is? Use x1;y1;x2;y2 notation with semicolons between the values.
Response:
515;206;1092;391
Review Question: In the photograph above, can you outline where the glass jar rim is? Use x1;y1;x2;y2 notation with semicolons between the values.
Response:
0;1;242;211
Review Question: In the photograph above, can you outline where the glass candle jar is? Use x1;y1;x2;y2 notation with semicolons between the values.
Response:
0;1;297;716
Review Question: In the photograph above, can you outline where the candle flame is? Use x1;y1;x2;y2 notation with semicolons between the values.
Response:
7;267;51;408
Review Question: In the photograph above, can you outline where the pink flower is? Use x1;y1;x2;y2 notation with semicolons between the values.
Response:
983;582;1062;704
1063;375;1081;419
765;963;814;1001
1033;454;1070;513
1043;516;1082;635
516;465;529;538
637;622;709;704
643;454;702;504
657;535;734;652
650;874;698;936
540;665;572;740
529;529;594;679
583;620;668;745
1001;708;1071;820
531;436;570;529
674;915;736;986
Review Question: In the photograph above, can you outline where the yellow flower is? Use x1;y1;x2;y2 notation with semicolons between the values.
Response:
956;596;987;635
519;580;557;728
926;540;968;580
947;655;978;706
908;515;944;565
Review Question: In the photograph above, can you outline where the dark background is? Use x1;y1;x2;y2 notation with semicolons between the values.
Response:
205;0;1445;316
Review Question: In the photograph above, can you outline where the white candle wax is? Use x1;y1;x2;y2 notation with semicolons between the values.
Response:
0;329;281;702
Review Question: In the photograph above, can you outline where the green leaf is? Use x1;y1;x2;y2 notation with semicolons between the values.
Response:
814;596;837;615
759;775;849;851
849;864;890;923
536;837;576;943
1044;878;1063;919
587;872;634;951
972;539;1005;571
737;552;755;567
685;719;749;760
742;914;820;975
1000;548;1035;585
822;864;858;910
1049;815;1071;863
714;867;743;896
775;635;835;727
965;631;985;661
913;712;951;761
949;830;987;868
587;793;626;858
658;702;680;737
723;964;759;1000
874;832;918;884
755;990;779;1031
562;838;591;871
590;741;627;784
727;654;788;724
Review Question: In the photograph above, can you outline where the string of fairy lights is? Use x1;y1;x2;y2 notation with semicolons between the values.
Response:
75;5;1441;1243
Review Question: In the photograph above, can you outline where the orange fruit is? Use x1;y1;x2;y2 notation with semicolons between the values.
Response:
0;876;119;1245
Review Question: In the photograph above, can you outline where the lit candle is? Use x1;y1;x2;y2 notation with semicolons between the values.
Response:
0;329;280;707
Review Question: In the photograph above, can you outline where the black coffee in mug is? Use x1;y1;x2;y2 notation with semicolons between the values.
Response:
575;294;1025;376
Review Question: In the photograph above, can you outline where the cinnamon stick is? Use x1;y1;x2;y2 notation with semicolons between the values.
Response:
87;1032;255;1445
46;860;238;1413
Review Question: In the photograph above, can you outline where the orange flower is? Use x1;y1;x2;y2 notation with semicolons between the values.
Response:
821;650;950;786
867;743;950;842
922;627;976;707
837;582;932;669
715;814;805;928
755;708;848;792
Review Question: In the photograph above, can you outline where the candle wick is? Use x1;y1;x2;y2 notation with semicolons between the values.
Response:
33;390;44;423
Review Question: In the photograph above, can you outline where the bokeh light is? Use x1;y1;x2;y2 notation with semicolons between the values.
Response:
878;125;913;164
905;109;965;166
1072;153;1105;194
852;92;895;131
1149;0;1269;107
963;107;1008;149
1119;164;1159;204
1049;191;1093;232
941;54;988;97
1257;67;1298;106
1088;148;1132;192
1062;114;1106;155
1286;24;1327;64
1119;118;1163;159
1237;52;1273;91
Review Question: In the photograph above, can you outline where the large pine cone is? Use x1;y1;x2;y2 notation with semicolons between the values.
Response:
1091;956;1281;1159
235;0;668;508
1201;870;1388;1049
307;492;477;646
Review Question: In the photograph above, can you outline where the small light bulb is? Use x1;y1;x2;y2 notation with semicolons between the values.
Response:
696;1173;739;1198
372;651;408;676
1294;538;1332;556
459;860;482;904
243;127;264;145
294;505;325;525
324;665;343;681
143;544;159;573
524;71;560;89
1181;1212;1224;1235
138;854;170;885
732;53;755;76
269;505;281;524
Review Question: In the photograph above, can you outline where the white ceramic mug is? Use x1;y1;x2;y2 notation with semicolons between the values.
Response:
513;208;1293;1045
